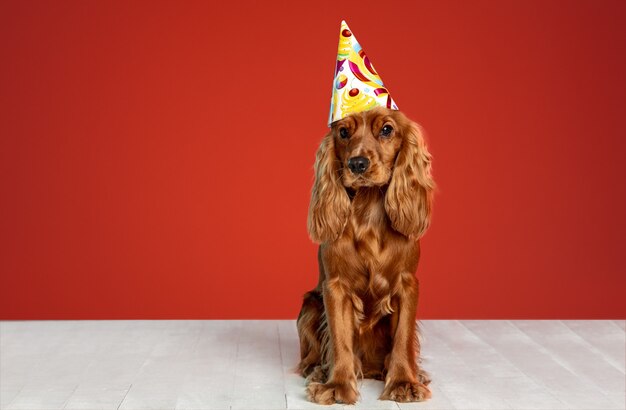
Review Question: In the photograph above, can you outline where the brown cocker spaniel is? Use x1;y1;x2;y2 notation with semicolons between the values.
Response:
297;106;435;404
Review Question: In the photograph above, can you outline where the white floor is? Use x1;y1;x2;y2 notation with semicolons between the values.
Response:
0;320;624;410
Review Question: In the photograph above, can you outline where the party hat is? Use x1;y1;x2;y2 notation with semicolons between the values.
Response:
328;20;398;126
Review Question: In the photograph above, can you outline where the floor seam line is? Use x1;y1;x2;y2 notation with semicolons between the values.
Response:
116;383;133;410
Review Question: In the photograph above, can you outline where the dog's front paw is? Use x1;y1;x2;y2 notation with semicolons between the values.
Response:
380;381;431;402
306;381;358;405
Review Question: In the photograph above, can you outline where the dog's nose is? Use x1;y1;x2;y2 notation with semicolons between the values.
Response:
347;156;370;174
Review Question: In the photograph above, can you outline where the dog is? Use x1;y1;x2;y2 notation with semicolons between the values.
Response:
297;106;435;404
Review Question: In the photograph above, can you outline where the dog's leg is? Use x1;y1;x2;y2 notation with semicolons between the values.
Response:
380;273;431;402
306;277;358;405
297;290;324;377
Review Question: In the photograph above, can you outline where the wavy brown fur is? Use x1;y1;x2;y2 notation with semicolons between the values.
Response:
297;107;434;404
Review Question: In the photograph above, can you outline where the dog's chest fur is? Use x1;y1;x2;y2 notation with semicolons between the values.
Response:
349;188;389;260
344;188;415;295
331;187;414;332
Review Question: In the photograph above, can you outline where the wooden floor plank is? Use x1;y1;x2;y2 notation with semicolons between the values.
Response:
419;321;514;409
63;386;131;410
562;320;625;373
3;321;101;410
464;320;622;410
1;321;76;395
512;320;625;407
0;388;22;410
117;320;205;410
4;385;78;410
228;320;286;410
174;320;240;410
424;320;570;410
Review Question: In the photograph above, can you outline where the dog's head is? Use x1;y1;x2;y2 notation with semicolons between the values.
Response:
308;107;435;243
332;107;409;189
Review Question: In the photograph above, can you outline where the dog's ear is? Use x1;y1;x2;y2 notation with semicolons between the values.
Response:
385;121;435;238
307;132;350;243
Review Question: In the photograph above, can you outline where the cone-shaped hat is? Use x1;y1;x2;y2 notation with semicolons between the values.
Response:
328;20;398;126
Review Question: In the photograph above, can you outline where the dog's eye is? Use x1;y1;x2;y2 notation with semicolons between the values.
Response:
380;125;393;137
339;127;349;139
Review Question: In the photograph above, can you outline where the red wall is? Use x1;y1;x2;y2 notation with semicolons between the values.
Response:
1;1;625;319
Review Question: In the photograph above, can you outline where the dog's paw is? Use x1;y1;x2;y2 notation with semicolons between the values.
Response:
380;381;431;402
306;381;358;405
